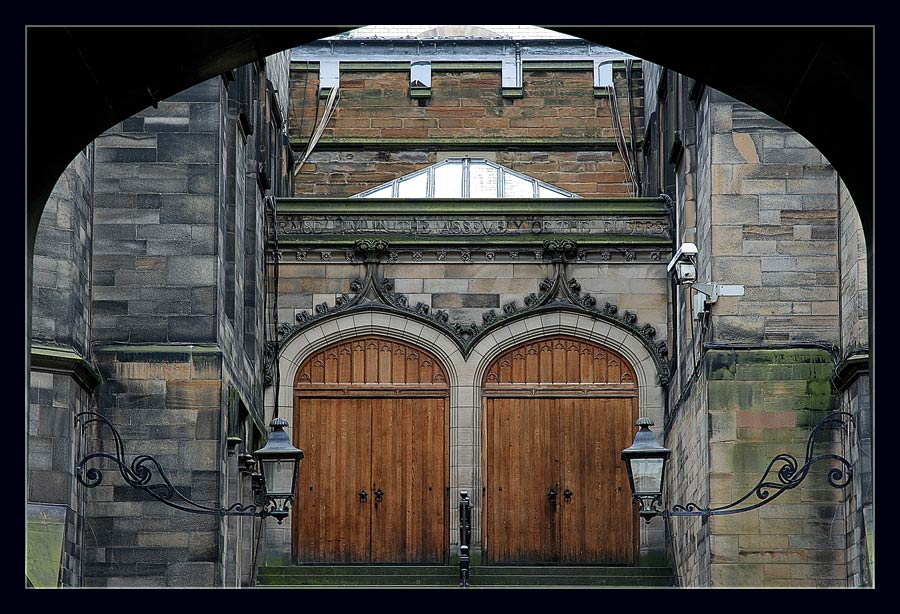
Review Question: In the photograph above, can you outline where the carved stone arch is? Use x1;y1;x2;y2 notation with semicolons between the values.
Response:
471;311;665;564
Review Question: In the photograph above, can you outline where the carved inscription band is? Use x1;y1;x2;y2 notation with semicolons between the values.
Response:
278;216;669;237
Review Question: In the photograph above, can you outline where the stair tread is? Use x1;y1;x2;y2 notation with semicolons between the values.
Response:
258;564;675;587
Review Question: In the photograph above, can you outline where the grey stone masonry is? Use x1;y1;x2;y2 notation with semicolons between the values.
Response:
83;349;224;587
27;371;91;586
31;147;94;355
92;80;221;344
838;179;868;355
707;99;839;344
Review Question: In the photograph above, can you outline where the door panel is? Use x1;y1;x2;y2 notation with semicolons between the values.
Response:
294;336;449;564
296;397;372;563
371;397;447;563
483;336;640;565
559;397;637;564
485;397;559;564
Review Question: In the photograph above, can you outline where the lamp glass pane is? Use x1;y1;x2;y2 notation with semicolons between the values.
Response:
262;458;295;496
631;457;664;494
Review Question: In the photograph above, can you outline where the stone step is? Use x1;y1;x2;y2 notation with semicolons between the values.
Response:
260;565;457;576
469;574;675;587
257;565;675;587
474;566;674;577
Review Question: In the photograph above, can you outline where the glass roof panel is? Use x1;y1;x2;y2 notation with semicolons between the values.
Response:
503;171;534;198
433;162;463;197
397;171;428;198
351;158;580;198
361;184;393;198
469;162;499;198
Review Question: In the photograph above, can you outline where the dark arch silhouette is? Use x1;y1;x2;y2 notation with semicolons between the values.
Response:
26;26;873;251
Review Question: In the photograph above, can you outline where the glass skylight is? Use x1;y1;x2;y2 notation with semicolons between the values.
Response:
351;158;579;199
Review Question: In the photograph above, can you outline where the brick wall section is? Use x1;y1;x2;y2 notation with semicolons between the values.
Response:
92;80;221;343
706;349;846;587
295;150;631;198
83;350;223;587
293;69;637;140
290;66;641;198
28;372;90;586
707;94;839;343
838;178;868;355
31;147;93;355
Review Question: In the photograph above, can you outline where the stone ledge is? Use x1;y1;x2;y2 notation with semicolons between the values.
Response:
30;343;101;391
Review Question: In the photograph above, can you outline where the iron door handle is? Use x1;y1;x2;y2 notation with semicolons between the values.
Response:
359;489;368;502
374;488;384;503
547;488;558;511
563;489;573;503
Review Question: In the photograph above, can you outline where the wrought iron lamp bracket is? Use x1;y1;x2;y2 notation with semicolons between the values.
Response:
635;411;854;523
74;411;274;518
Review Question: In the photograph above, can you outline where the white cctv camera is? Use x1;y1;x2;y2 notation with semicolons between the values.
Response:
667;242;698;285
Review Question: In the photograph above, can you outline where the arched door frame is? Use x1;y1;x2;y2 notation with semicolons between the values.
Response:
468;312;666;559
262;308;666;564
264;311;462;564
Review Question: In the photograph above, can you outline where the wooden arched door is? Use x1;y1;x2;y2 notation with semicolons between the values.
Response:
293;336;449;564
481;336;639;565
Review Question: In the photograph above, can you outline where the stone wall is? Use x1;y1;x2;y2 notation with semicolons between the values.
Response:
82;348;223;587
838;179;868;355
707;94;839;344
81;59;287;586
837;178;872;586
31;146;93;355
652;72;854;587
664;374;712;586
92;80;221;344
705;349;846;587
276;261;667;336
27;146;95;587
840;375;872;587
27;371;91;587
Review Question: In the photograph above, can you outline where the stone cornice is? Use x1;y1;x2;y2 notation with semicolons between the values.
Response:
290;136;642;151
30;343;101;392
277;197;669;217
831;352;870;391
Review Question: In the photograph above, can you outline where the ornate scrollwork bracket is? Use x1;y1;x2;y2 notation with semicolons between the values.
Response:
635;412;854;523
74;412;266;517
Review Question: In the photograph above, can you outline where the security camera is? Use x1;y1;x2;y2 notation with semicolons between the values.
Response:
667;242;698;285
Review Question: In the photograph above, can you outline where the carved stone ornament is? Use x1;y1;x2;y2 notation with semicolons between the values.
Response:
273;252;671;386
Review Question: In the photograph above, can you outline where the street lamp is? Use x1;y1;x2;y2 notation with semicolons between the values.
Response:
620;417;670;522
74;412;304;524
253;417;304;523
620;412;854;522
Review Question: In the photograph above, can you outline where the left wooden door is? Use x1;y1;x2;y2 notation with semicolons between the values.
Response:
296;397;373;563
293;337;449;564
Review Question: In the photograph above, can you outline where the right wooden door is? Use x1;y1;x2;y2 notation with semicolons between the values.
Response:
482;337;640;565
